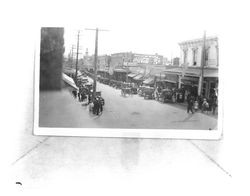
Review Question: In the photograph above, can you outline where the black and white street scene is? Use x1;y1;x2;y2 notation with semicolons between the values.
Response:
39;27;219;131
12;0;250;192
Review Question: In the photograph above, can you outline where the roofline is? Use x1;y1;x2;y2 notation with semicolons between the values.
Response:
179;36;218;45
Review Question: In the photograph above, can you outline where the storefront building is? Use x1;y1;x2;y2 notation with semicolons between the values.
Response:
164;67;218;99
163;36;219;100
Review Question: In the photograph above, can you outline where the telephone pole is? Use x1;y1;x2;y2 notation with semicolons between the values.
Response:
70;45;74;68
198;31;206;96
75;30;80;81
85;28;108;98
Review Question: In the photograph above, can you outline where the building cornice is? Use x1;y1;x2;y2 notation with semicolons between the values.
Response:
179;36;218;46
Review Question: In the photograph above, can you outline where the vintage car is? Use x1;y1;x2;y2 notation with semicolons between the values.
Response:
84;82;93;91
143;87;155;99
159;89;177;103
115;81;123;89
121;87;132;96
127;83;138;94
109;80;116;87
102;78;110;85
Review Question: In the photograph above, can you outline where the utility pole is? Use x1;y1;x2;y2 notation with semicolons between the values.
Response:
71;45;74;68
198;31;206;96
85;28;108;98
171;52;173;65
75;30;80;81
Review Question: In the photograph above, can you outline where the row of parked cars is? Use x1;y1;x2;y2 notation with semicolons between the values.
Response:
96;75;185;103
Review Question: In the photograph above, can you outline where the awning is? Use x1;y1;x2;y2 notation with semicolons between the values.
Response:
128;73;138;78
133;74;144;80
98;69;109;73
143;77;154;84
62;73;79;90
154;73;166;78
164;67;218;78
156;79;176;84
204;69;218;77
113;69;127;73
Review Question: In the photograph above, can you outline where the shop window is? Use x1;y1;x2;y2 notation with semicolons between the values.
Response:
209;82;216;97
202;82;207;97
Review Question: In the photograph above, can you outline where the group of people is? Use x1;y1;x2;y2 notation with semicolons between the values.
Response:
89;96;105;115
187;94;217;115
71;77;105;116
72;88;88;102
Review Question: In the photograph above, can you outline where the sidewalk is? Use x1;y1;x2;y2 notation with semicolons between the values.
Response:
39;89;99;128
172;101;218;119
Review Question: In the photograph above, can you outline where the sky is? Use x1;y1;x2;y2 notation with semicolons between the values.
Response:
62;0;223;60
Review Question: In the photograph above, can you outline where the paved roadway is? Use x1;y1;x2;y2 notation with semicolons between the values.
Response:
95;81;217;130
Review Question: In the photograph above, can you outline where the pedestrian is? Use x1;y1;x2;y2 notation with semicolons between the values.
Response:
187;95;194;114
202;98;209;113
78;91;81;102
97;97;102;114
211;95;217;115
93;98;97;115
72;90;77;99
95;98;100;115
194;100;199;112
99;97;104;113
88;93;92;104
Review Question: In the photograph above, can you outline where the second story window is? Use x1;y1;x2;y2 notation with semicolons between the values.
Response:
192;48;198;66
205;47;210;66
216;45;219;67
183;49;188;65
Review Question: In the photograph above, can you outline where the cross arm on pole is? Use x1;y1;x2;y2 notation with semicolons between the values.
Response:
85;28;109;32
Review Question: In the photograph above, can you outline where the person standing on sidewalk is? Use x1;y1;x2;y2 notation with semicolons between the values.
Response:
187;94;194;114
211;95;217;115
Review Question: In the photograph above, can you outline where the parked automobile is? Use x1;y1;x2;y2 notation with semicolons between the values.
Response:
137;86;148;96
143;87;155;99
159;89;176;103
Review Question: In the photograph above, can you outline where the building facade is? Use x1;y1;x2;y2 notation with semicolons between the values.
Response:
173;57;180;66
110;52;134;69
97;55;111;70
164;36;219;99
133;53;163;65
179;36;218;67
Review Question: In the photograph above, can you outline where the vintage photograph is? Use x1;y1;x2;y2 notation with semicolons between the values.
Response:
35;26;221;138
10;0;248;192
